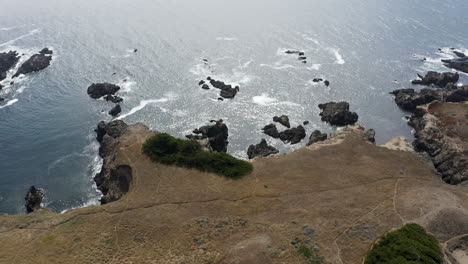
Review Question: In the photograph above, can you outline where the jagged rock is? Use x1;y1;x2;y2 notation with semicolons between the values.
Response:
104;94;123;103
390;88;440;111
442;57;468;74
13;49;52;78
87;83;120;99
0;51;20;81
364;129;376;143
186;120;229;152
307;130;328;146
109;104;121;116
247;139;279;159
262;124;280;138
411;71;459;87
206;79;239;99
94;120;134;204
298;56;307;60
318;102;358;126
324;80;330;87
199;80;205;85
25;186;43;213
273;115;291;128
279;125;306;144
313;78;323;82
303;121;309;125
201;84;210;90
453;51;466;58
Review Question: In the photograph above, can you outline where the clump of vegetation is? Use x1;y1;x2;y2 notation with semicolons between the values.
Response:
365;223;442;264
40;234;56;243
298;245;322;264
142;133;253;178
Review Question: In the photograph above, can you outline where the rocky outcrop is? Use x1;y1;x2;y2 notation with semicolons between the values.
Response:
87;83;121;99
262;123;306;144
0;51;20;81
247;139;279;159
409;102;468;185
442;57;468;74
94;120;133;204
318;102;358;126
13;49;52;78
104;94;123;103
273;115;290;128
201;77;240;99
24;186;43;213
108;104;121;116
186;120;229;152
411;71;459;87
390;85;468;111
285;50;307;63
307;130;328;146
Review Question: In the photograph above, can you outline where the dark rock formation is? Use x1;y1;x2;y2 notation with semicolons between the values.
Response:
285;50;307;63
0;97;4;101
273;115;291;128
247;139;279;159
186;120;229;152
307;130;328;146
0;51;20;81
201;84;210;90
318;102;359;126
13;49;53;78
109;104;121;116
87;83;120;99
205;78;239;99
313;78;323;82
411;71;459;87
278;125;306;144
303;121;309;125
409;103;468;184
94;120;133;204
25;186;43;213
324;80;330;87
442;57;468;74
199;80;205;86
453;51;466;58
104;94;123;103
262;124;280;138
390;85;468;111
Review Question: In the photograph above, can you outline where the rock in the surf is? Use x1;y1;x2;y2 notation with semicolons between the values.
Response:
0;51;20;81
318;102;359;126
186;120;229;153
109;104;122;116
411;71;459;87
273;115;291;128
442;57;468;74
25;186;44;213
87;83;121;99
307;130;328;146
13;49;53;78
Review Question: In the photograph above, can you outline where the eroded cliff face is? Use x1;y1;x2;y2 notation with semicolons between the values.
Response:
0;125;467;264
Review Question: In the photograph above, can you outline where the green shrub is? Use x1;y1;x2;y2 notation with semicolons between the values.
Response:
365;223;442;264
142;133;253;178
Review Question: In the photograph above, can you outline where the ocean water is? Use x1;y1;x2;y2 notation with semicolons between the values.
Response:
0;0;467;214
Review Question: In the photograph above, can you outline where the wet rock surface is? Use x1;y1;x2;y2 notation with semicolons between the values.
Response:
391;85;468;111
285;50;307;63
273;115;290;128
87;83;121;99
247;139;279;159
108;104;121;116
199;77;240;99
411;71;459;87
0;51;20;81
25;186;43;213
186;120;229;152
318;102;359;126
442;57;468;74
13;48;53;78
262;123;306;144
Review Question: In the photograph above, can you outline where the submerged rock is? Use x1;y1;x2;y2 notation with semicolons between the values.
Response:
186;120;229;152
307;130;328;146
0;51;20;81
109;104;121;116
87;83;121;99
273;115;291;128
247;139;279;159
25;186;43;213
411;71;459;87
318;102;359;126
13;49;53;78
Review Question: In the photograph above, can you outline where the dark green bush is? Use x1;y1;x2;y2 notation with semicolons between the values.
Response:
365;223;442;264
142;133;253;178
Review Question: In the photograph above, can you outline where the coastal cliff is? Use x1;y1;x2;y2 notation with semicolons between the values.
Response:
1;123;467;264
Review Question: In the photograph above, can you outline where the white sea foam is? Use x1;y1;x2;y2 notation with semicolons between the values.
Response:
117;78;136;93
0;28;41;48
0;98;18;109
216;37;238;41
327;48;345;64
307;64;322;70
252;94;277;105
117;98;169;119
260;63;297;70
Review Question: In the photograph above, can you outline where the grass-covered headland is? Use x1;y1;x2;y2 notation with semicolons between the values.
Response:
365;223;442;264
142;133;253;178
